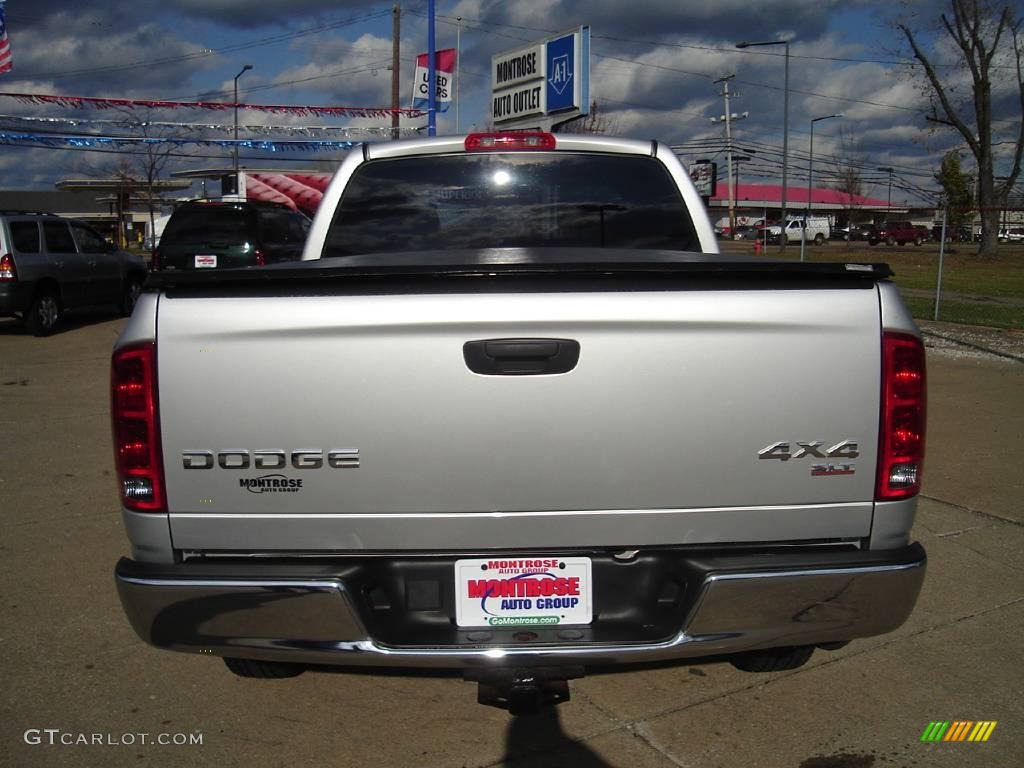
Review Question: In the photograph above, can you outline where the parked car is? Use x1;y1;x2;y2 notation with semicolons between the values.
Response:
732;225;765;240
151;200;311;271
868;221;929;246
999;227;1024;242
834;224;873;242
0;210;147;336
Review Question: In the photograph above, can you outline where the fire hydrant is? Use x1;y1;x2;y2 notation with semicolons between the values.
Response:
753;238;763;256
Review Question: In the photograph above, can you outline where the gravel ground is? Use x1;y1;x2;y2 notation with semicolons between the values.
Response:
918;319;1024;364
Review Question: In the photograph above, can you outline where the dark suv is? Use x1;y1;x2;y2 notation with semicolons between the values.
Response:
0;211;148;336
152;200;310;271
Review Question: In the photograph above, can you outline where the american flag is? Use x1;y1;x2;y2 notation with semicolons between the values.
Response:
0;2;11;74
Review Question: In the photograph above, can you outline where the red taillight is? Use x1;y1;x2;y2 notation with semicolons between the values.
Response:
150;249;161;271
0;253;16;281
111;342;166;512
876;332;926;500
465;132;556;151
254;249;266;266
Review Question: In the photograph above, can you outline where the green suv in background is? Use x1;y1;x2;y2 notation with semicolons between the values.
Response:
151;200;310;271
0;211;148;336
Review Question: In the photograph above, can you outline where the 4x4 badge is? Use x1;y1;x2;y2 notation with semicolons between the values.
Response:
757;441;859;461
758;441;859;477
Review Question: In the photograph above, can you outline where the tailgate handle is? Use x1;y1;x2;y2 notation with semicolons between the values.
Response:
463;338;580;376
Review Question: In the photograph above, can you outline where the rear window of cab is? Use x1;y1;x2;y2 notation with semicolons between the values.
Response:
162;206;255;242
324;152;698;258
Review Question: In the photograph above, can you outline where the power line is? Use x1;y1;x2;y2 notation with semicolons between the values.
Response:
204;59;397;101
417;11;932;117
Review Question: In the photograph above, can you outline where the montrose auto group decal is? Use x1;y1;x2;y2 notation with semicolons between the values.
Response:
455;557;593;627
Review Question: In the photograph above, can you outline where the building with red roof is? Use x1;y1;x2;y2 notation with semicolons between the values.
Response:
710;183;891;211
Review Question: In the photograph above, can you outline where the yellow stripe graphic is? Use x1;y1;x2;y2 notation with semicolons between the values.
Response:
980;721;997;742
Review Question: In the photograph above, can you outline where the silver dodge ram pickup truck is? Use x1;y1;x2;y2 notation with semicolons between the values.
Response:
113;133;926;711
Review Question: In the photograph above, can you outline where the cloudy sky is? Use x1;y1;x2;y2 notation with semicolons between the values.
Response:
0;0;1020;206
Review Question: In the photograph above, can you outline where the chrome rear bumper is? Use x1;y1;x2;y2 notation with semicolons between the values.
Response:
115;543;925;669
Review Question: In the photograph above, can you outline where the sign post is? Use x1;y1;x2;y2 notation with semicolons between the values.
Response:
491;26;590;132
689;160;717;208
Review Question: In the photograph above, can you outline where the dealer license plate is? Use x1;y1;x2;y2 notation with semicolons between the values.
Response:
194;254;217;268
454;556;592;628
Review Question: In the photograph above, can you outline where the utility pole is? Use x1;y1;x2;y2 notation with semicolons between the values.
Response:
718;75;735;237
391;4;400;140
711;75;748;238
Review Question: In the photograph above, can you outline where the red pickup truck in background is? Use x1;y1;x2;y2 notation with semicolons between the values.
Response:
869;221;930;246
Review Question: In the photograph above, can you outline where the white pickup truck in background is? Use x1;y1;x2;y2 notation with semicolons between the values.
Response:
112;133;926;713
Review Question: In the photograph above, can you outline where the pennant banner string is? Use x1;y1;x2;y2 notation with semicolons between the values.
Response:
0;92;426;119
0;131;362;152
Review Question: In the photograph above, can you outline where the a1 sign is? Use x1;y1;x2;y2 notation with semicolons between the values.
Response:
545;34;575;113
490;26;588;129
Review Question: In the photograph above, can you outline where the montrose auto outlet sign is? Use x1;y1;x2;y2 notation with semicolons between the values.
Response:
491;26;590;129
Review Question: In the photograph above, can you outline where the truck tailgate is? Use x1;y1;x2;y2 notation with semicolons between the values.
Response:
157;286;882;551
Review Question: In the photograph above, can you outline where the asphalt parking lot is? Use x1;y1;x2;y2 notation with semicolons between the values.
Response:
1;312;1021;768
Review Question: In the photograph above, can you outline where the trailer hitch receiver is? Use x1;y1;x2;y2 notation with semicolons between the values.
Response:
466;667;584;715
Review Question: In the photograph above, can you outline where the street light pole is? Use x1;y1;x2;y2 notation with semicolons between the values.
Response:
733;154;752;197
877;166;894;216
736;39;789;247
233;64;253;182
802;113;842;262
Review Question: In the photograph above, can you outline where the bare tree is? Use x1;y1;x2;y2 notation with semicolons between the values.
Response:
111;114;181;249
557;101;620;135
936;150;976;230
830;128;866;235
898;0;1023;257
63;108;189;247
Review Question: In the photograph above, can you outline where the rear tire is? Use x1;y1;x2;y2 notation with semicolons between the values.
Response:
25;289;61;336
730;645;815;673
914;237;923;246
223;657;305;679
121;277;143;317
886;236;896;246
814;233;825;245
